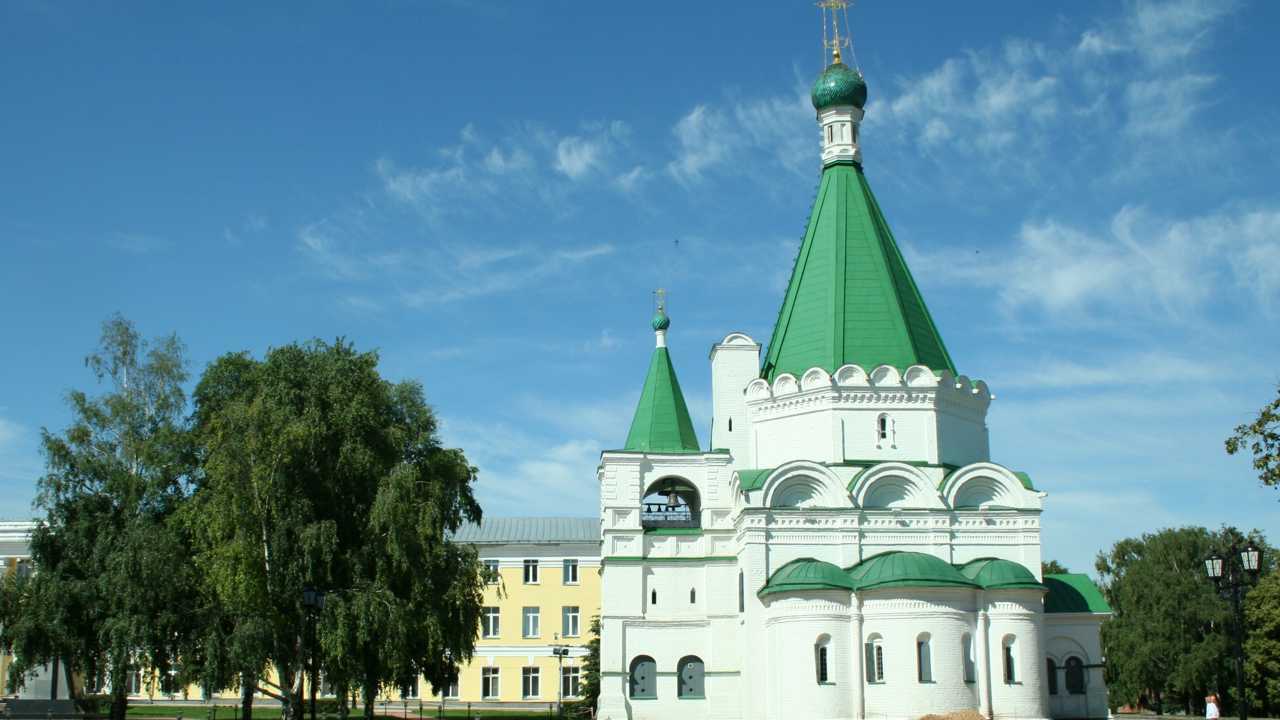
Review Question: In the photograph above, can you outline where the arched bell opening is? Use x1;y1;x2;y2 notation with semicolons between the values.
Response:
641;477;701;529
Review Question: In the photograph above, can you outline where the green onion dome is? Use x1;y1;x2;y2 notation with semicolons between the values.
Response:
811;62;867;111
651;310;670;331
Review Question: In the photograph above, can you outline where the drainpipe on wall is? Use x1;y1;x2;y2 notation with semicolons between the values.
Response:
977;598;993;719
853;596;865;720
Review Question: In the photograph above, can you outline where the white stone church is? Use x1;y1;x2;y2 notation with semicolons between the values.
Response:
595;13;1112;720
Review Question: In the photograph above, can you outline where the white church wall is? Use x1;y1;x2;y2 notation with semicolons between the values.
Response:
861;589;979;720
985;593;1050;720
710;333;760;465
1045;615;1108;720
763;591;854;720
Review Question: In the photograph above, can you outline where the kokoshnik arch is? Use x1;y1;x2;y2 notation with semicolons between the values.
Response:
595;7;1112;720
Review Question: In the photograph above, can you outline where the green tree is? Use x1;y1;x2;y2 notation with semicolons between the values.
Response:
0;315;197;720
1244;570;1280;716
1226;383;1280;490
571;616;601;719
1042;560;1070;575
187;340;484;720
1096;526;1273;716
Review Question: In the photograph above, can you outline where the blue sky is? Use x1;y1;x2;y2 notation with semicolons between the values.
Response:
2;1;1278;574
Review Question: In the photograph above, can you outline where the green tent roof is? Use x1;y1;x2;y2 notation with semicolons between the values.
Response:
623;346;701;454
846;551;978;591
761;163;956;381
958;558;1045;590
1044;574;1112;614
759;557;856;597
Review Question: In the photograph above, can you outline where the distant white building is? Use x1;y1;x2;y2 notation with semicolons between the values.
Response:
595;12;1111;720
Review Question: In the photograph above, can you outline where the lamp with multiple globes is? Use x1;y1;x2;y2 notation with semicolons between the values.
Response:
1203;538;1264;720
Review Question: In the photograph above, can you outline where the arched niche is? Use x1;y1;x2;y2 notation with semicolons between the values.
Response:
852;463;943;510
761;461;849;509
942;463;1039;511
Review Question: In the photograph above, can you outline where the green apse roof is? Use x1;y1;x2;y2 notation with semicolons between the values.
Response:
623;345;701;454
1044;574;1112;614
958;558;1046;590
845;551;978;591
759;558;857;597
761;164;956;381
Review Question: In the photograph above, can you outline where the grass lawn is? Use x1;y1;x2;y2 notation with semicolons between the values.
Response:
126;706;562;720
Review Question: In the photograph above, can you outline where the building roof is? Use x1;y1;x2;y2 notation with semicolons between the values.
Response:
451;517;598;545
958;558;1045;590
846;551;978;591
759;557;857;597
1044;573;1112;614
761;163;956;381
623;345;701;454
736;468;774;492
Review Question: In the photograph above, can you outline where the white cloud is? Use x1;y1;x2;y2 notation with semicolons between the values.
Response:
0;414;40;518
667;105;732;184
915;204;1280;321
554;136;605;179
614;165;652;194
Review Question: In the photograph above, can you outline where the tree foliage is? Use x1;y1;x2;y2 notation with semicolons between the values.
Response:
1226;383;1280;490
572;615;601;719
1096;526;1273;715
1244;570;1280;715
0;315;197;720
187;339;484;720
1041;560;1069;575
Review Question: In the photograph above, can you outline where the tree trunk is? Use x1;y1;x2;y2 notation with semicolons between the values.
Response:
361;677;376;720
241;672;256;720
110;685;128;720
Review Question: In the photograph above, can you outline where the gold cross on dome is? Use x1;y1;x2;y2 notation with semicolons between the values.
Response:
817;0;851;63
654;288;667;314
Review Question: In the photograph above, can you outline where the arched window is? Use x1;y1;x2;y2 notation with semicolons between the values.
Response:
629;656;656;699
1046;658;1059;695
815;634;832;684
738;571;745;613
961;633;976;683
1002;636;1017;684
690;588;696;604
863;634;885;683
916;633;933;683
1065;656;1086;695
876;414;894;447
677;656;705;699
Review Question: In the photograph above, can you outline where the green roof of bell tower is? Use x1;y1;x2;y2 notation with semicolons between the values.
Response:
761;163;956;381
623;315;701;454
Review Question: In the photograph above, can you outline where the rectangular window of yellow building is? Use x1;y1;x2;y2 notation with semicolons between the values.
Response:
562;559;578;584
562;606;580;637
523;559;539;584
523;606;540;638
482;607;500;638
522;667;540;699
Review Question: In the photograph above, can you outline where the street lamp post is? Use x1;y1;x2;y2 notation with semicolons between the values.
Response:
1204;541;1263;720
302;588;327;720
551;634;570;719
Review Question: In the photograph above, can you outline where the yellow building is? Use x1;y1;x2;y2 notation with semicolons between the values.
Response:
425;517;599;707
0;517;600;709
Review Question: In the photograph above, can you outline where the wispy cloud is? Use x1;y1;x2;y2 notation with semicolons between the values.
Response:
0;414;40;518
106;232;168;255
913;204;1280;322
